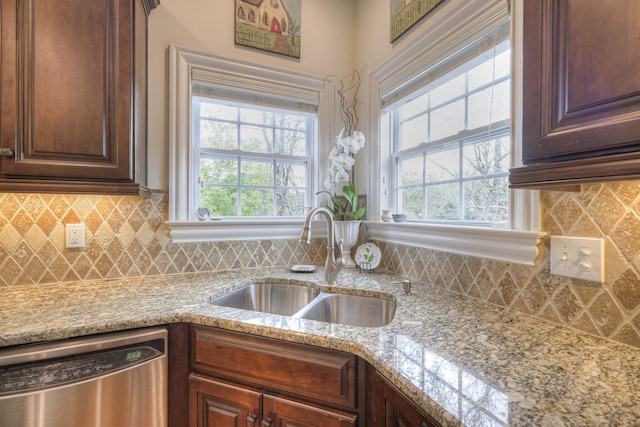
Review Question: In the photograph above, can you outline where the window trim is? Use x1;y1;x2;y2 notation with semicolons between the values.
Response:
367;0;546;266
167;45;331;242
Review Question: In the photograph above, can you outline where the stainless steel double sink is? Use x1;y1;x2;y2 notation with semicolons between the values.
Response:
210;282;396;327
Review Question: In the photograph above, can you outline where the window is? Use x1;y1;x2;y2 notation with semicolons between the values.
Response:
390;40;511;227
167;46;329;242
193;94;314;217
367;0;545;266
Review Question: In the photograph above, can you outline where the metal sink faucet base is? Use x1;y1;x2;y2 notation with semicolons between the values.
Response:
299;207;345;285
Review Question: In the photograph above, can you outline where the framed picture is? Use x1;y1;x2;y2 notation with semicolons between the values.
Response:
390;0;445;42
235;0;301;58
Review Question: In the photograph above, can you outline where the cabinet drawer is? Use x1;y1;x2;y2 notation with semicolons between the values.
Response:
191;326;357;409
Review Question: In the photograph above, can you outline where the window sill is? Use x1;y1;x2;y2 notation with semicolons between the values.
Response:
365;221;546;266
166;218;323;243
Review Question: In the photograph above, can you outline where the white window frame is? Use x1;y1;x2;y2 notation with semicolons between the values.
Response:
366;0;546;266
167;45;331;242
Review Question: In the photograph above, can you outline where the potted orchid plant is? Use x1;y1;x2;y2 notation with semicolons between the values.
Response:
317;68;366;266
317;128;366;221
317;68;366;221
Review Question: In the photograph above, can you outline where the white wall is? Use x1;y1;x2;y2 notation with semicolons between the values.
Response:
147;0;357;189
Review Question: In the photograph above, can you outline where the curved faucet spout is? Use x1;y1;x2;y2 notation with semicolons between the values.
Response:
299;207;345;285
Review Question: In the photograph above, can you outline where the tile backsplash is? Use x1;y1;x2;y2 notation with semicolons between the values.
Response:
1;182;640;349
0;192;324;286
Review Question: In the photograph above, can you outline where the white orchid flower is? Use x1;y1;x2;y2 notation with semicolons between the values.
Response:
335;168;350;183
332;152;355;168
352;130;366;149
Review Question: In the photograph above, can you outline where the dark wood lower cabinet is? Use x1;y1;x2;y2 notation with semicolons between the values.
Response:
189;373;357;427
365;364;440;427
170;325;441;427
188;326;360;427
189;375;260;427
262;395;356;427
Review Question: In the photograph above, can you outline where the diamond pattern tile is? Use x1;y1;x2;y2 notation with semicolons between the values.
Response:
3;182;640;349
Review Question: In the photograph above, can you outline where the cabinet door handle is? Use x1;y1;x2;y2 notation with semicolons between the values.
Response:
0;148;14;158
261;415;273;426
246;414;258;426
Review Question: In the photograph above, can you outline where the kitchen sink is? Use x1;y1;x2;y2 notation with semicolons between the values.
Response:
210;283;320;316
211;283;396;327
297;293;396;327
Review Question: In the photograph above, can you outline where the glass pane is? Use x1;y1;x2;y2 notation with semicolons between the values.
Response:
468;47;510;91
430;99;465;141
275;129;306;156
241;160;273;185
463;177;509;225
398;187;423;219
463;137;510;177
273;111;307;130
200;101;237;121
276;163;306;187
201;187;238;216
241;188;274;216
241;108;273;126
399;113;428;150
276;189;306;216
431;74;465;106
200;120;237;150
467;80;510;130
240;125;272;153
425;143;459;182
399;92;429;120
200;158;238;184
426;183;459;220
398;156;423;186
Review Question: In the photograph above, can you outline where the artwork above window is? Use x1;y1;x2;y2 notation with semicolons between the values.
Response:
235;0;301;58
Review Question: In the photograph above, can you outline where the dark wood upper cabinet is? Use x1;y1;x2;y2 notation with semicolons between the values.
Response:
0;0;158;195
510;0;640;189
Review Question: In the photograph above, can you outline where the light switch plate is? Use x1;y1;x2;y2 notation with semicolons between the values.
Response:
550;236;604;283
66;223;85;249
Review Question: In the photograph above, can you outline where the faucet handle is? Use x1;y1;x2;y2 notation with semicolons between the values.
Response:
336;238;346;266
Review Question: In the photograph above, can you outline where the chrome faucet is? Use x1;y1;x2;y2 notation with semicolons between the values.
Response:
300;207;345;285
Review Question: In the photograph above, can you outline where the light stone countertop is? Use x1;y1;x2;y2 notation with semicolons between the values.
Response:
1;266;639;427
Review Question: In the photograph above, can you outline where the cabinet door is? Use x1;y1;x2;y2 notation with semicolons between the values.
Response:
512;0;640;187
523;0;640;162
191;327;357;409
0;0;148;194
189;374;261;427
365;365;440;427
262;394;357;427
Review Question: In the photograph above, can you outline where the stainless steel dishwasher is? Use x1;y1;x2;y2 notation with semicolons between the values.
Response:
0;327;168;427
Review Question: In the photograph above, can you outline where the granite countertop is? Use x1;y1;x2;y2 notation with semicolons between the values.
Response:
1;266;639;426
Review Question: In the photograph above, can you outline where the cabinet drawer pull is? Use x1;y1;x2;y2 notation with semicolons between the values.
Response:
0;148;14;158
246;414;258;426
261;415;273;426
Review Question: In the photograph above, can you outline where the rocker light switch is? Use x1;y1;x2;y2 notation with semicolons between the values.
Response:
550;236;604;283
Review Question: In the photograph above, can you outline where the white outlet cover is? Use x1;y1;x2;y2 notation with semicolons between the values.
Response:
65;223;86;249
550;236;604;283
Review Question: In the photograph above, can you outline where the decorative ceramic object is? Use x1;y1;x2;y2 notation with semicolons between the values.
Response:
392;214;407;222
381;209;393;222
334;220;361;268
355;242;381;270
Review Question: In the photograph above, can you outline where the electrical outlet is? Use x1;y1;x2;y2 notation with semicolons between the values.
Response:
66;223;85;249
550;236;604;283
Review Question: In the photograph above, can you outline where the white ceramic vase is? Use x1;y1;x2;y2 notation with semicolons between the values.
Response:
333;220;361;268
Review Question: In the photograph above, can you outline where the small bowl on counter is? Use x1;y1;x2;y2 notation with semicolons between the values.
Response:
392;214;407;222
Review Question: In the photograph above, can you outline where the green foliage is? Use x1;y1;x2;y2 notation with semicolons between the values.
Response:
316;184;365;221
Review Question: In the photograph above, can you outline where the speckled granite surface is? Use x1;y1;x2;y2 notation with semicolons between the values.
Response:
1;267;639;426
